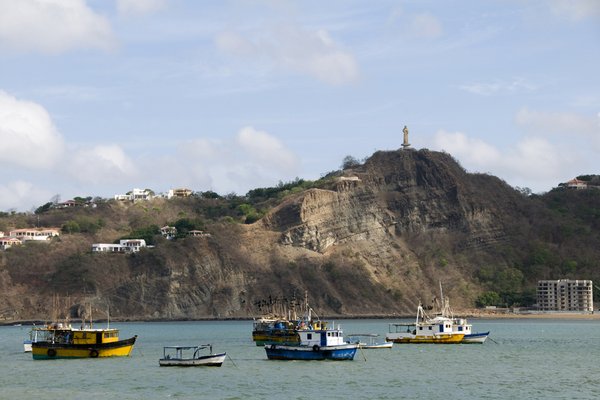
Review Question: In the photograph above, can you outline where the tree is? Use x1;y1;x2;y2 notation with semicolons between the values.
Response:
200;191;221;199
341;155;360;170
35;202;54;214
475;291;501;307
515;186;532;196
62;220;81;234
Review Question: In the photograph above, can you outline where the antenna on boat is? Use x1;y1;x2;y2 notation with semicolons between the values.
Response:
88;302;93;328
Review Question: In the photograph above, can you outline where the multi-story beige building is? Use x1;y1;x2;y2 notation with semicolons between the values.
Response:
537;279;593;312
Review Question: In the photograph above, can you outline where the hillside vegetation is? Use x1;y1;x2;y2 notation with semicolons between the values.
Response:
1;149;599;322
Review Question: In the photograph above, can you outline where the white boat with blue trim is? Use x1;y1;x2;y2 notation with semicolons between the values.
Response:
347;333;393;349
461;330;490;344
265;320;358;361
159;344;226;367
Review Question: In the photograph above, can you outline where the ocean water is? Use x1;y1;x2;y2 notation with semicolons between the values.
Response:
1;318;599;399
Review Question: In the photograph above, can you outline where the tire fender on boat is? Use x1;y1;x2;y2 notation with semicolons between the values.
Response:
90;349;99;358
312;345;320;352
47;348;56;357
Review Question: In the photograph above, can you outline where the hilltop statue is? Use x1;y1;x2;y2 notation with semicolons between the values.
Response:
402;125;411;149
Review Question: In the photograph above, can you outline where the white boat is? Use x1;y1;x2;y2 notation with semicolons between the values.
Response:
347;334;393;349
461;330;490;343
386;304;465;344
23;340;33;352
23;326;44;352
159;344;226;367
435;283;490;344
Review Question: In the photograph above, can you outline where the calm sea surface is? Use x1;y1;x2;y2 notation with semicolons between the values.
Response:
1;318;599;399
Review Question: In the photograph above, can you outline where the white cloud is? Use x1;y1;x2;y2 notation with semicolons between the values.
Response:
431;129;573;192
433;130;501;166
459;78;536;96
117;0;167;16
0;91;65;169
409;13;443;38
33;85;109;102
549;0;600;21
388;9;443;38
515;107;599;137
178;138;223;161
503;137;564;180
0;180;52;212
215;26;359;85
163;127;301;195
235;126;299;172
68;145;138;184
0;0;115;54
215;31;257;57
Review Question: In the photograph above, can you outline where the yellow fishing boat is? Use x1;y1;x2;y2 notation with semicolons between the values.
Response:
31;322;137;360
386;304;464;344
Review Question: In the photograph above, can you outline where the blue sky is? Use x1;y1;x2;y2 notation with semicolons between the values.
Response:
0;0;599;211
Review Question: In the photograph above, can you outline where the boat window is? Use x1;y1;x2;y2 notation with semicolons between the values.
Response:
458;326;463;331
307;333;312;340
419;327;423;330
428;326;432;330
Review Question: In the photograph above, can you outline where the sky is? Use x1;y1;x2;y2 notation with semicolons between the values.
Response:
0;0;599;211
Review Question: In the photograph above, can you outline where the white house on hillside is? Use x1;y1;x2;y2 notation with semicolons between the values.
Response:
167;188;193;199
9;228;60;241
0;237;22;250
566;178;588;189
114;188;154;202
92;239;148;253
160;226;177;240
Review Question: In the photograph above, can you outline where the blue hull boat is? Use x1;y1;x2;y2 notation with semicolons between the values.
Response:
265;343;358;360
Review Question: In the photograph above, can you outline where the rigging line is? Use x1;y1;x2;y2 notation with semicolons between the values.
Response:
227;353;238;368
359;346;367;362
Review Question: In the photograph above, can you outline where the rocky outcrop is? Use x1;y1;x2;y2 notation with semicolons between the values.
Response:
264;149;523;255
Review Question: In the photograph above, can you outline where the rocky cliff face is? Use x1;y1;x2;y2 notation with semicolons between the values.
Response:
265;149;521;254
0;149;532;322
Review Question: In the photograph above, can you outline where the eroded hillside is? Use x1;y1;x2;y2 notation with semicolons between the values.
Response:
1;149;598;321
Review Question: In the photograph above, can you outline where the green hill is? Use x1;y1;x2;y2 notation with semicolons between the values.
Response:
1;149;599;322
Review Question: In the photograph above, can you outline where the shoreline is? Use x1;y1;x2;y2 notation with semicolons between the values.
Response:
3;310;599;326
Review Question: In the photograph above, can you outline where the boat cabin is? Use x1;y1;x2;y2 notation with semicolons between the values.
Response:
297;326;346;347
37;326;121;345
72;329;120;345
162;345;213;360
453;318;472;334
388;318;455;338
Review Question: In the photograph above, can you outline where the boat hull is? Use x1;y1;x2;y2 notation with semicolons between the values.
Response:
31;336;137;359
360;342;393;349
159;353;226;367
265;344;358;360
462;331;489;344
386;333;464;344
